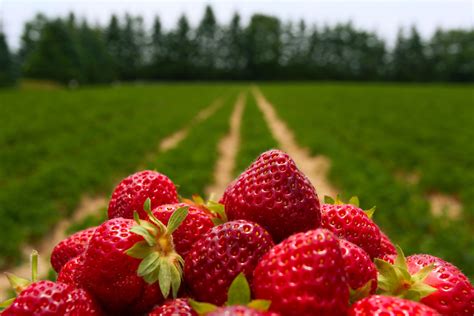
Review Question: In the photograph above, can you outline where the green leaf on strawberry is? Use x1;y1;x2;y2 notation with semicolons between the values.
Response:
125;198;189;299
324;195;376;218
189;273;271;315
375;246;436;300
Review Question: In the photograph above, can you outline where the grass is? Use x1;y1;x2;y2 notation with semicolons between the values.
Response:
259;82;474;278
0;83;232;266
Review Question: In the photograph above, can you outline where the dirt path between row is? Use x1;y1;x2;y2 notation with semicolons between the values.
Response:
0;98;224;300
428;193;462;219
206;93;246;198
252;87;338;199
159;99;223;152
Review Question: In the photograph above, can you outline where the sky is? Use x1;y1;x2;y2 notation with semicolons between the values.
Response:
0;0;473;49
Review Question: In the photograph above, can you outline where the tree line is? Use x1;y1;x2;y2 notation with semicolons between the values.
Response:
1;5;473;87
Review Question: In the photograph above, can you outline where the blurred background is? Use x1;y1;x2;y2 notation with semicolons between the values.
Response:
0;0;473;285
1;0;474;83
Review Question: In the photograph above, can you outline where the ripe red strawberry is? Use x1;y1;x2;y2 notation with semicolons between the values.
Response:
376;248;474;316
339;239;377;298
2;280;103;315
80;202;189;314
222;149;321;242
149;298;196;316
321;196;381;258
377;231;397;263
253;228;349;316
50;226;96;273
349;295;440;315
207;306;279;316
152;203;214;258
185;220;274;305
407;254;474;315
108;170;178;219
57;255;85;288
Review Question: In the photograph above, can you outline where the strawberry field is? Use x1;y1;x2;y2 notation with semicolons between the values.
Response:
0;84;237;266
0;82;473;314
260;83;474;278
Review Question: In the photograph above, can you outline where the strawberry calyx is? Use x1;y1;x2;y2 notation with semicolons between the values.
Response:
125;198;189;299
324;195;376;218
181;194;227;225
0;250;39;309
189;273;271;315
349;280;375;304
375;246;436;301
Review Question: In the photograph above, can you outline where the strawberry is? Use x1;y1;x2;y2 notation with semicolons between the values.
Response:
185;220;274;305
190;273;275;316
339;239;377;300
253;228;349;316
149;298;197;316
377;231;397;263
0;251;102;315
376;249;474;315
407;254;474;315
152;203;214;258
57;255;85;288
321;196;381;258
349;295;440;315
207;306;279;316
50;226;96;273
80;200;189;314
222;149;321;242
108;170;178;219
1;280;103;315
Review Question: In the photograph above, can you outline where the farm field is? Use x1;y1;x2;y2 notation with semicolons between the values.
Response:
260;83;474;278
0;82;473;283
0;83;238;267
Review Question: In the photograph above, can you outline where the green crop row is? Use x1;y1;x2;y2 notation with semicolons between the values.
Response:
0;84;232;266
259;83;474;279
150;92;239;198
234;92;279;177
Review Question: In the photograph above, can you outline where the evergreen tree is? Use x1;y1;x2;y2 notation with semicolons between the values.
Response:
24;19;83;84
195;5;219;78
245;14;282;79
77;21;114;83
428;29;474;82
165;14;195;79
121;15;140;79
18;14;47;65
0;30;16;87
391;26;427;81
149;16;165;79
105;15;123;80
221;13;246;78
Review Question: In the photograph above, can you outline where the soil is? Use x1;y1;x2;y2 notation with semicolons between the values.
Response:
205;93;246;198
428;192;462;219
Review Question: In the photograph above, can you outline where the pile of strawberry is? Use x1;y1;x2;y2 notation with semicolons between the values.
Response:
1;150;473;316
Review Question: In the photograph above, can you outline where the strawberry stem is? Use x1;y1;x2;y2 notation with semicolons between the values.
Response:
31;250;38;282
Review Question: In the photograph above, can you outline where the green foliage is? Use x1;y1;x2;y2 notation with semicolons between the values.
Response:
24;18;83;84
14;7;474;83
0;84;230;266
0;31;17;87
261;83;474;279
